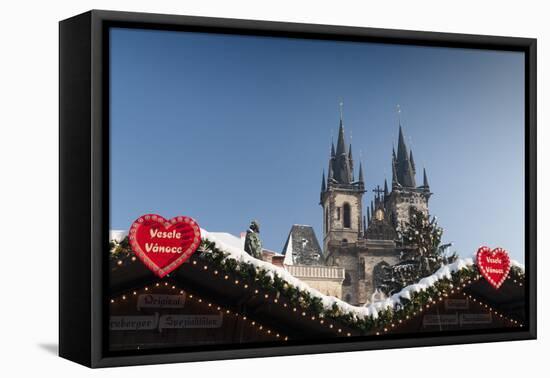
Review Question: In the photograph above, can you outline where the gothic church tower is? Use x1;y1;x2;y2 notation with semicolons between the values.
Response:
320;111;365;253
317;108;435;305
386;124;432;229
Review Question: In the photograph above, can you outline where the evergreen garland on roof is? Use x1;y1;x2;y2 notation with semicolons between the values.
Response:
109;235;525;335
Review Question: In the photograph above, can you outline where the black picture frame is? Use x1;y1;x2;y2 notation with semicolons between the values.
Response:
59;9;537;368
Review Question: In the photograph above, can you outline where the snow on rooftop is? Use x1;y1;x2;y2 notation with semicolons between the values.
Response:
511;259;525;271
375;257;475;311
110;230;128;243
110;227;525;322
201;229;525;320
201;229;378;318
206;232;245;250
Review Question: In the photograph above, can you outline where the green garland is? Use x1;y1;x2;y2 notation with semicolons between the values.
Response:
198;240;375;330
110;237;525;334
197;239;525;334
110;237;131;259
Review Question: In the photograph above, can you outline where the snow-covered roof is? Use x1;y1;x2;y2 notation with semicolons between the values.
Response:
202;229;378;319
205;231;245;251
201;229;525;321
367;257;475;312
281;225;323;266
511;259;525;271
110;229;246;251
110;227;525;325
110;230;127;243
283;233;294;265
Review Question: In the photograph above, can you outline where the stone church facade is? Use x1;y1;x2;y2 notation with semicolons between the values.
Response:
318;114;432;305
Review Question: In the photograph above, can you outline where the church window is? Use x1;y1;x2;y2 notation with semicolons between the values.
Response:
343;202;351;228
343;272;351;286
359;258;366;280
345;294;352;303
336;207;341;220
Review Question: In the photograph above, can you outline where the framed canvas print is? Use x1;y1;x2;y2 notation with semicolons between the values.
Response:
59;10;537;368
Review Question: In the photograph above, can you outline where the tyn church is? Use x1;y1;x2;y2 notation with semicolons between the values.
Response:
318;113;432;305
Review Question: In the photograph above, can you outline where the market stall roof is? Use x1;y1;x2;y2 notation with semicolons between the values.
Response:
110;233;361;339
110;229;526;336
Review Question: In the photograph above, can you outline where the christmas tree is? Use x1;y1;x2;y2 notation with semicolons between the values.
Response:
379;207;457;295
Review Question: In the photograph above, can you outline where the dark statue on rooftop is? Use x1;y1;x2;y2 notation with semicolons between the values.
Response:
244;220;263;259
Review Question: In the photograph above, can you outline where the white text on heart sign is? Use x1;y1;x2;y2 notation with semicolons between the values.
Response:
149;229;182;239
145;228;184;254
483;256;504;274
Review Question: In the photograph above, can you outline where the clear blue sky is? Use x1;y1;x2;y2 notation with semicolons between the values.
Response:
109;28;525;263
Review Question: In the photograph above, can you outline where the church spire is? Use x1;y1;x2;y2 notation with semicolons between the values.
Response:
392;158;399;188
329;102;354;185
384;178;389;197
358;161;364;184
348;144;354;180
321;170;326;192
394;124;416;188
367;206;371;223
397;125;408;162
336;100;347;156
336;118;346;157
370;200;374;216
409;150;416;174
423;167;430;189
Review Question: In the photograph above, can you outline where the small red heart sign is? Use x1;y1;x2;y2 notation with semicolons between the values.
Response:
129;214;201;278
476;246;511;289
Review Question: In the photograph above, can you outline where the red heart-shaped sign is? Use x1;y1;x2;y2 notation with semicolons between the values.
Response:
129;214;201;278
476;246;511;289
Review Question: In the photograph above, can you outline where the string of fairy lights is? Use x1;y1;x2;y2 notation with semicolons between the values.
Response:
376;273;524;334
109;280;289;341
188;258;355;337
375;275;478;334
114;254;137;266
111;241;526;336
461;292;524;327
110;257;356;338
